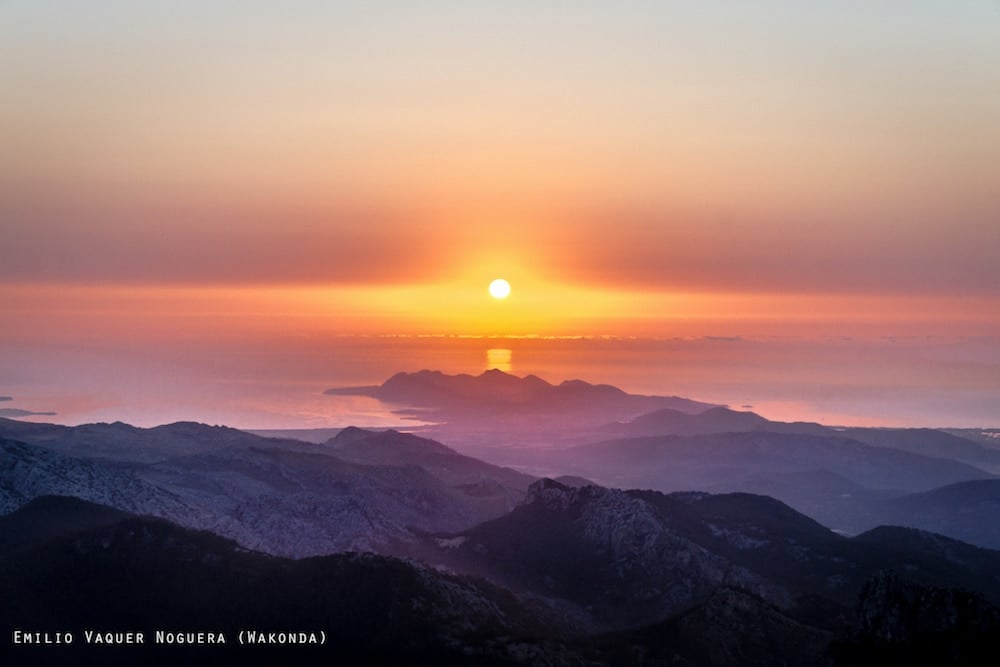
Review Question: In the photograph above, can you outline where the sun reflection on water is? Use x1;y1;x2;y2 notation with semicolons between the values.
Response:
486;348;513;373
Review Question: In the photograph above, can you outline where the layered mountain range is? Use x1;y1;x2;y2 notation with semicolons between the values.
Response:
328;369;717;449
0;418;538;557
4;486;999;666
2;369;999;665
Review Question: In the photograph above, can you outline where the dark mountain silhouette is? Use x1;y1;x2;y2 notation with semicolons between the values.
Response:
830;570;1000;667
327;369;712;451
418;480;1000;637
855;525;1000;577
0;495;129;558
590;587;834;667
0;497;565;667
247;427;343;444
630;490;1000;608
328;369;714;424
4;367;999;665
6;489;1000;666
7;404;999;554
551;475;599;488
415;480;783;632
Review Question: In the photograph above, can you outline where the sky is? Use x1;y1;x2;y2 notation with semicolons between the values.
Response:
1;2;999;427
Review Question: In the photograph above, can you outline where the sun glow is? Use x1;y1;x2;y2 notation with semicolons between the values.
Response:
5;283;997;349
488;279;511;299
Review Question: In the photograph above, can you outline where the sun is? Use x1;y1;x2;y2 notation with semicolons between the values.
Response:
488;278;511;299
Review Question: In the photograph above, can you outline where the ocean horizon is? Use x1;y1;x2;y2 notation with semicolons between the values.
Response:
3;333;998;431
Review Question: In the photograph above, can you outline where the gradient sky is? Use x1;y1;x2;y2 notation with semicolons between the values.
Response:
2;1;999;336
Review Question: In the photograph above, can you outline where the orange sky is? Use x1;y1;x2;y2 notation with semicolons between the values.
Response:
2;283;997;347
1;2;998;339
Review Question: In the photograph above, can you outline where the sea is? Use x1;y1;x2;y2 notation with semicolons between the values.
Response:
2;334;998;430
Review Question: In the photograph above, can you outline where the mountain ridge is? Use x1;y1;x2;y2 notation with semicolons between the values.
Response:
327;368;716;418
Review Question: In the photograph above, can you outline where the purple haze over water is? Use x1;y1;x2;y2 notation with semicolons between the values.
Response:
2;335;998;430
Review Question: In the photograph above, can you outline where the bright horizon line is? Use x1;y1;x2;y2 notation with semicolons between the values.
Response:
3;281;998;340
4;275;999;296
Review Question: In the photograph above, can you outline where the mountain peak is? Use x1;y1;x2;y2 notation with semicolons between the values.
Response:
525;477;573;502
327;426;377;448
324;370;718;451
480;368;514;378
327;427;459;459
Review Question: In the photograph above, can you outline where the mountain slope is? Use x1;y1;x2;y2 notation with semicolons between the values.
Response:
855;525;1000;587
0;417;317;463
604;405;831;438
591;587;834;667
419;480;786;631
135;444;513;557
421;480;1000;634
5;491;1000;666
871;479;1000;549
0;425;529;558
840;427;1000;467
327;370;719;454
326;427;535;513
830;570;1000;667
329;369;714;423
565;431;991;494
0;437;195;518
0;498;570;667
0;494;130;558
